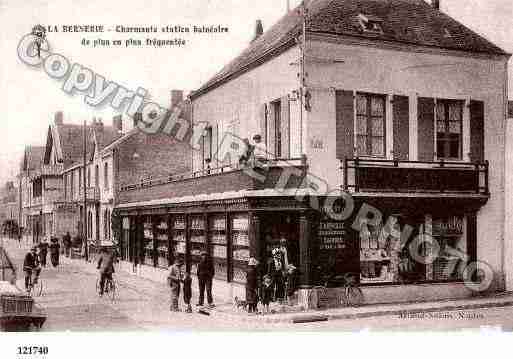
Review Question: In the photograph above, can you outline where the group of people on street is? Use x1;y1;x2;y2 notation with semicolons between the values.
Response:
167;251;215;312
245;238;298;314
22;237;60;292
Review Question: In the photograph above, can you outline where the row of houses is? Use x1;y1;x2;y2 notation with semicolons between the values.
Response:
15;0;513;307
18;92;190;249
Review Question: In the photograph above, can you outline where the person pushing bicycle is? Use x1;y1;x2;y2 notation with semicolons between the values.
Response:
23;246;41;292
97;247;116;296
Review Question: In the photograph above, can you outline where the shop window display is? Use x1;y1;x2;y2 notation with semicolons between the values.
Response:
143;217;154;266
432;216;466;281
209;215;228;281
231;214;250;283
172;216;186;261
359;215;468;285
155;218;169;268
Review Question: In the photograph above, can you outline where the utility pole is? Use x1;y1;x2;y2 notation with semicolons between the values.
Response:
299;1;308;155
83;120;88;262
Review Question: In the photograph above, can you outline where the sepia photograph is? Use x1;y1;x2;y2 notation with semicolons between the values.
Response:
0;0;512;356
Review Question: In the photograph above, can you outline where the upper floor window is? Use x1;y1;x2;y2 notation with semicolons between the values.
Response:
87;168;91;188
202;126;213;169
356;93;386;157
95;165;99;187
436;100;463;160
104;162;109;190
78;168;82;189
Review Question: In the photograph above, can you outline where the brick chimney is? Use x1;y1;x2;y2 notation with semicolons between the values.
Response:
54;111;63;125
432;0;440;9
112;115;122;133
252;20;263;42
170;90;183;109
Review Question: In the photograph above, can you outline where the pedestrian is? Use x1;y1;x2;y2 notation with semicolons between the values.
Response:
49;237;60;267
96;247;115;296
196;251;215;308
261;274;273;314
183;272;193;313
38;238;49;267
245;257;258;313
269;248;285;303
167;258;184;312
286;263;297;305
23;247;41;292
63;232;71;257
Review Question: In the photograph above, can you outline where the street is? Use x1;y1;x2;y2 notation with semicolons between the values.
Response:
3;239;513;332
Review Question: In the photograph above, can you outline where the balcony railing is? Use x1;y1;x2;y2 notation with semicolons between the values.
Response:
30;164;64;179
118;157;307;204
73;187;100;202
342;158;489;195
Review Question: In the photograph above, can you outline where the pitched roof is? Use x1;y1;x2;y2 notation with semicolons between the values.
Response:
191;0;508;99
21;145;44;172
54;123;95;169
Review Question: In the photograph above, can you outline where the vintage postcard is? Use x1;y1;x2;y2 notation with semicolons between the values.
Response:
0;0;512;356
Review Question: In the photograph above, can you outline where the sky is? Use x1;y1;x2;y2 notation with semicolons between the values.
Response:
0;0;511;186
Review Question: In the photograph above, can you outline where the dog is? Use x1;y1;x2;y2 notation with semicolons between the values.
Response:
233;296;248;311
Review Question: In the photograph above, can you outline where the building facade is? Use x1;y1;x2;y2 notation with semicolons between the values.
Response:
115;0;510;306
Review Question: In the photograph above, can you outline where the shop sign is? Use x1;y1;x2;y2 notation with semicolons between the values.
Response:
318;221;346;250
56;204;77;212
433;216;463;235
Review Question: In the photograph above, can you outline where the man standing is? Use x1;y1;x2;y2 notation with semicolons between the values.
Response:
197;251;215;308
63;232;71;257
38;238;49;267
49;237;60;267
167;258;184;311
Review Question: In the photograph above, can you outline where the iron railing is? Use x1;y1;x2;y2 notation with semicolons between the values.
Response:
119;156;307;192
342;158;489;195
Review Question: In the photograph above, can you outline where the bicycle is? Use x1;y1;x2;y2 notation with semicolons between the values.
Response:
26;270;43;297
339;272;363;307
310;272;364;308
96;274;117;302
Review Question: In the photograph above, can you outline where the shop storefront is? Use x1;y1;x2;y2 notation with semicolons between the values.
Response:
115;193;488;307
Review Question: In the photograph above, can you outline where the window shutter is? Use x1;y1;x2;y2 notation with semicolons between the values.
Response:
268;103;276;158
213;124;219;167
335;90;354;160
259;104;267;147
469;100;484;163
417;97;435;161
393;95;409;160
281;95;290;158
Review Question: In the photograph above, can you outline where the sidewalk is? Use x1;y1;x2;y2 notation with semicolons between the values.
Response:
60;251;513;324
10;238;513;324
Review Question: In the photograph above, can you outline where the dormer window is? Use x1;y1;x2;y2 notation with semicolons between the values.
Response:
358;14;384;34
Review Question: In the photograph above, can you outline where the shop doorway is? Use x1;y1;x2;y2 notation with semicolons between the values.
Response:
259;212;300;272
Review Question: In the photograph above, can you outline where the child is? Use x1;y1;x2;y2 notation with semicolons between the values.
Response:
183;272;193;313
261;274;273;314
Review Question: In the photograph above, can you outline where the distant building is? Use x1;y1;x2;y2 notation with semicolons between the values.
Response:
19;145;44;239
0;181;19;232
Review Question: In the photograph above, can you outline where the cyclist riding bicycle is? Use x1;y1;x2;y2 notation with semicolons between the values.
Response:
97;247;116;296
23;246;41;292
